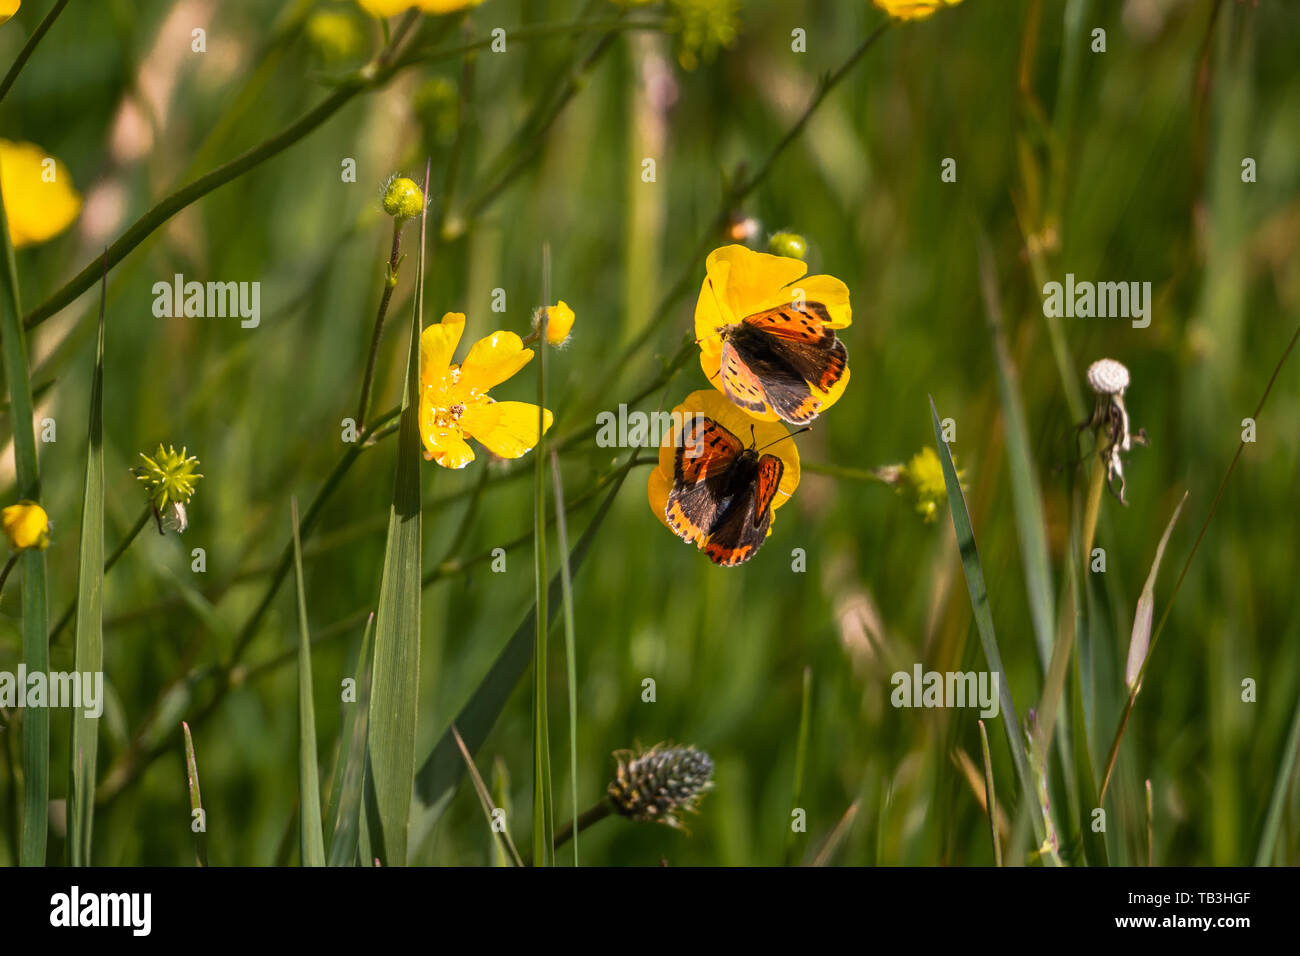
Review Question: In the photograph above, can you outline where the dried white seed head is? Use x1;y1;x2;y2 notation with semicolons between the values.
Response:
1086;358;1130;396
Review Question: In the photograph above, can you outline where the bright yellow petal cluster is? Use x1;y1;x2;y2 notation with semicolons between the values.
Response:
1;1;20;26
3;500;50;552
646;389;800;535
542;300;575;346
420;312;553;468
694;243;852;422
0;140;82;248
872;0;963;21
356;0;485;17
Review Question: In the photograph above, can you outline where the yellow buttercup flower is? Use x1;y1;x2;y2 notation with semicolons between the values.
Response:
357;0;485;17
3;501;50;552
872;0;963;21
420;312;553;468
540;300;575;347
1;1;20;26
694;244;852;423
647;389;801;538
0;140;82;248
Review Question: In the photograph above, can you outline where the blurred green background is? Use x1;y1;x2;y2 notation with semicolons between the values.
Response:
2;0;1299;866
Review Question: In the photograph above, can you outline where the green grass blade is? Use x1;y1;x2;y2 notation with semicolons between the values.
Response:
326;612;374;866
1254;688;1300;865
182;721;208;866
66;255;107;866
531;245;555;866
0;149;50;866
408;455;636;858
1125;492;1188;693
929;396;1052;857
364;159;429;866
977;234;1055;671
549;448;578;866
491;757;512;868
291;497;325;867
452;726;523;867
978;719;1002;866
784;666;812;866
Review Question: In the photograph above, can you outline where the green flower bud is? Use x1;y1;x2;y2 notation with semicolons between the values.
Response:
383;176;425;220
767;231;809;261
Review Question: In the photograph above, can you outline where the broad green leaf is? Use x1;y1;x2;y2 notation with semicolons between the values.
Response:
365;161;429;866
67;256;108;866
292;497;325;867
327;613;374;866
929;396;1055;860
0;150;50;866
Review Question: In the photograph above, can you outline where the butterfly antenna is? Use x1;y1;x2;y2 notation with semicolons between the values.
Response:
754;427;811;453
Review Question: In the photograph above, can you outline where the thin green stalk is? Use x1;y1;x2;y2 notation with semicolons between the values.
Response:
0;554;17;598
1;142;49;866
451;726;523;868
50;504;151;644
550;449;579;867
1145;779;1154;867
784;667;812;866
1255;687;1300;865
552;800;612;854
0;0;71;106
24;15;664;331
532;246;555;866
355;219;406;433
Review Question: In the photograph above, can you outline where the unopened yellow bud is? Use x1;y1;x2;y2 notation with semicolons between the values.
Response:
383;176;424;220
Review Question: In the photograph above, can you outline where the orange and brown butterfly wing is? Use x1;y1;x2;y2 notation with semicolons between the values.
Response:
719;342;769;416
724;301;848;424
666;416;743;546
700;453;783;566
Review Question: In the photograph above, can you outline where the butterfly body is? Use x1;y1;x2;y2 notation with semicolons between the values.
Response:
716;301;848;425
665;416;784;566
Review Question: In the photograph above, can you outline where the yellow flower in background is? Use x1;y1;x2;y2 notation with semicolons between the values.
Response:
0;140;82;248
694;244;851;423
420;312;553;468
646;389;801;538
541;300;575;346
357;0;485;17
1;1;19;25
3;501;50;552
872;0;963;21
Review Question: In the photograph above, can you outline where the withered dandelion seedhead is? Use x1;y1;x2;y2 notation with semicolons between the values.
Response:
608;744;715;830
1081;358;1148;505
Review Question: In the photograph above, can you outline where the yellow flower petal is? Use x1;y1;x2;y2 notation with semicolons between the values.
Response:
458;331;533;394
420;312;465;388
3;500;50;551
460;401;552;459
0;140;82;248
1;0;20;25
872;0;963;22
356;0;484;17
789;273;852;329
422;423;476;469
